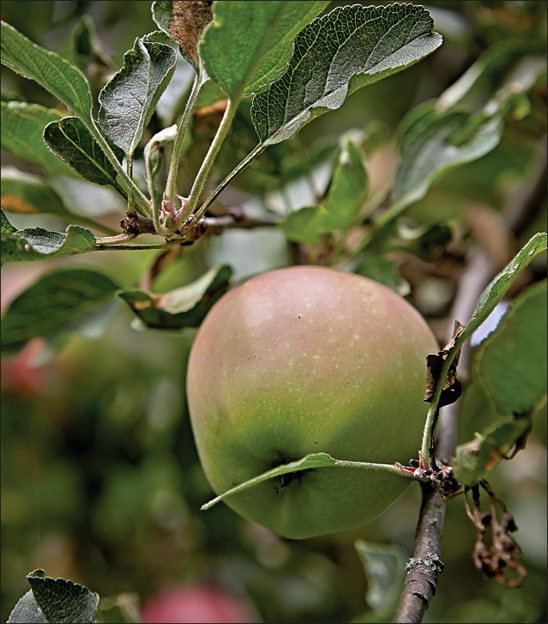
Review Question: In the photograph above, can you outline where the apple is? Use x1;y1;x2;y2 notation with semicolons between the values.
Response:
187;266;438;539
141;584;254;623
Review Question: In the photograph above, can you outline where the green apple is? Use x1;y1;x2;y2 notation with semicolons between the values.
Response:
187;266;438;539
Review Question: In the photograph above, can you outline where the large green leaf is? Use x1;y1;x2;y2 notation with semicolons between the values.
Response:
1;101;78;177
1;268;120;354
454;280;547;487
43;117;125;188
1;220;97;264
1;167;70;216
200;1;329;97
1;21;93;123
117;265;232;330
474;280;547;416
250;3;442;145
98;36;177;159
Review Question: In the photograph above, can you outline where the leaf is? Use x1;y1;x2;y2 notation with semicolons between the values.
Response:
43;116;124;188
320;139;369;231
465;233;547;342
454;415;531;488
1;268;121;354
392;111;503;208
152;0;213;69
355;257;411;297
1;21;93;123
1;101;78;177
250;4;442;145
278;139;368;243
436;39;547;112
354;540;408;619
98;36;177;159
72;14;115;74
1;167;70;216
1;208;18;234
117;265;233;330
473;280;547;416
417;232;546;421
278;206;330;245
202;452;402;510
200;1;329;98
1;224;97;264
26;570;99;624
7;590;47;623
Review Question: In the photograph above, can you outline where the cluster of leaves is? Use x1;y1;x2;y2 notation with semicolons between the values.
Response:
2;1;547;623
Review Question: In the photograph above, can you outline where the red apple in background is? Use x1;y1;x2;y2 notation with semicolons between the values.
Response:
141;584;255;623
187;266;438;539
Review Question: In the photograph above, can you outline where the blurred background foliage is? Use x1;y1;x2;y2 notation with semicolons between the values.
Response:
1;1;546;622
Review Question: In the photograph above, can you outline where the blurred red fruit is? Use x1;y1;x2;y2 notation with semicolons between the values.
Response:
141;584;256;623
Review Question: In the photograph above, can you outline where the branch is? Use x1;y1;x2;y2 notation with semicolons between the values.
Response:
393;249;495;623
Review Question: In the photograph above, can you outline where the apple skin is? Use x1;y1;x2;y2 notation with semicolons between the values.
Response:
187;266;438;539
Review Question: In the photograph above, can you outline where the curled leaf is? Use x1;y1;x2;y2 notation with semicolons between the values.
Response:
424;320;465;406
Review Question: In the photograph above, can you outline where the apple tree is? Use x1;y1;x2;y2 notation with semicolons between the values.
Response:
1;1;546;622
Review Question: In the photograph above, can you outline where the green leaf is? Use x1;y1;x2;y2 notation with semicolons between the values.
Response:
202;452;402;510
26;570;99;624
418;233;546;427
7;590;47;623
1;208;18;234
355;257;411;297
1;224;97;264
321;139;369;231
1;167;70;216
1;101;78;177
98;36;177;159
201;1;329;98
454;415;531;488
1;268;121;354
354;540;408;619
1;21;93;123
250;4;442;145
43;117;124;188
465;233;547;342
474;280;547;416
278;206;330;245
392;111;503;208
117;265;233;330
278;139;368;243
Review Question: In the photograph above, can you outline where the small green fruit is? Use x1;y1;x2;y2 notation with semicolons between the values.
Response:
187;266;438;539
